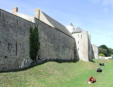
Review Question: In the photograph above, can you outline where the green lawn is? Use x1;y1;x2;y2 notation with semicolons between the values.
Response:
0;59;113;87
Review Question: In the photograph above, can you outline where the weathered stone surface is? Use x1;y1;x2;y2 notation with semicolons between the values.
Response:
0;9;77;71
37;19;76;60
35;9;72;37
0;9;34;71
66;24;99;62
72;27;94;62
92;44;98;59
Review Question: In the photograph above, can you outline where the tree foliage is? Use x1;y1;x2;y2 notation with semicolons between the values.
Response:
99;45;113;57
99;53;105;57
29;26;40;61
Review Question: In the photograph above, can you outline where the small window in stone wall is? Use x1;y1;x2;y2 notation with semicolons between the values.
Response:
81;35;82;39
78;41;79;44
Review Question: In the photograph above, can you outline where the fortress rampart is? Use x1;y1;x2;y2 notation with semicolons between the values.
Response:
0;8;77;71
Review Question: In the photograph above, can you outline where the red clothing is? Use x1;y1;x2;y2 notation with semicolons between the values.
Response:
88;76;96;83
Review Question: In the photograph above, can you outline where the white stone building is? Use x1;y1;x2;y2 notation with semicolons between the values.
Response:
92;44;98;59
66;23;98;61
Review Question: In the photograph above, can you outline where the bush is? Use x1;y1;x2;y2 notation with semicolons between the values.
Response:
99;53;105;57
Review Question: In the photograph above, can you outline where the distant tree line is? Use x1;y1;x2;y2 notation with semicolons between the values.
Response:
99;45;113;57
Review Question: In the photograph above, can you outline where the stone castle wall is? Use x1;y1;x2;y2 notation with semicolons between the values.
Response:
92;45;98;59
88;35;94;60
37;19;76;60
0;9;34;71
0;9;77;71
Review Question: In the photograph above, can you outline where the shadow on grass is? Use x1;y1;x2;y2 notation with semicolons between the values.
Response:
90;59;96;63
0;58;79;73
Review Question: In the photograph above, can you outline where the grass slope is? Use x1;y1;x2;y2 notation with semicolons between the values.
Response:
0;60;113;87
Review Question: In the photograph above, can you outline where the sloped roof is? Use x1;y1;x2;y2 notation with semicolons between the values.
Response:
36;9;72;37
12;8;72;37
14;13;35;22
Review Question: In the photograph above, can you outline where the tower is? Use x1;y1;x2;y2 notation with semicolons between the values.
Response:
66;23;75;33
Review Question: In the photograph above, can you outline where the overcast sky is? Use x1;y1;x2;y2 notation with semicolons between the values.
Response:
0;0;113;48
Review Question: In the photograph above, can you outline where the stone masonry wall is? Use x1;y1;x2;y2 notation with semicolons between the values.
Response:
0;9;77;71
0;9;34;71
37;19;76;60
92;45;98;59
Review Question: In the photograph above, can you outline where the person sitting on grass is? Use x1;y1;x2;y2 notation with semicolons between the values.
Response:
88;76;96;84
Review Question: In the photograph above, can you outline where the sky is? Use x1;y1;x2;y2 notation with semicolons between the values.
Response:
0;0;113;48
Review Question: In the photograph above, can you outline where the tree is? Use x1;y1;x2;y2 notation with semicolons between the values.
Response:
99;45;113;57
29;26;40;61
99;53;105;57
108;48;113;56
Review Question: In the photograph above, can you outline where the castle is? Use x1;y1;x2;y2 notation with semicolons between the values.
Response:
66;25;98;61
0;7;98;71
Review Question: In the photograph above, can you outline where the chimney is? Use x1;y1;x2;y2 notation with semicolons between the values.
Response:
13;7;18;14
35;8;40;19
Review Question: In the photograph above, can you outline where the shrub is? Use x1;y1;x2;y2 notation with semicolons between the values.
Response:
99;53;105;57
